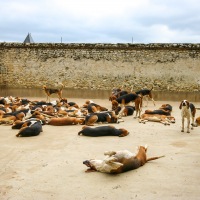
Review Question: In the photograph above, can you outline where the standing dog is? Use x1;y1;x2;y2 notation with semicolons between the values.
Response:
43;83;64;102
111;93;142;118
179;100;196;133
136;86;155;106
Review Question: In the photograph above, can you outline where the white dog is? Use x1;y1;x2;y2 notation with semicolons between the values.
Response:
179;100;196;133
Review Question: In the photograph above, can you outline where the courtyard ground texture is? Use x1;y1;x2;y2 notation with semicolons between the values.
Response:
0;98;200;200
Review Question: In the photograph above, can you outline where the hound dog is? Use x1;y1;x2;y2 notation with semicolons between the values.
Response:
78;125;129;137
194;117;200;127
47;116;85;126
12;118;45;129
179;100;196;133
43;83;64;102
139;113;175;125
2;108;32;121
135;86;155;106
83;145;164;173
111;93;142;118
114;106;135;116
109;89;128;101
87;103;108;113
16;119;43;137
85;111;118;126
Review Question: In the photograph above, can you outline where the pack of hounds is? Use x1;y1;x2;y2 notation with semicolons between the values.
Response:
0;84;200;174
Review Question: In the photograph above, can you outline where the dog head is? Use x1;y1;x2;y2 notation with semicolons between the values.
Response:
193;117;200;127
118;128;129;137
167;116;176;123
83;158;123;173
111;100;119;110
42;85;47;90
179;100;189;110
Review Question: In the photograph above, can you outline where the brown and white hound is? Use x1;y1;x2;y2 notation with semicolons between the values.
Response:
179;100;196;133
43;83;64;102
83;145;164;174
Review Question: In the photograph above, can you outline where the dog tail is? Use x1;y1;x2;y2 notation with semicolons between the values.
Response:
146;155;165;162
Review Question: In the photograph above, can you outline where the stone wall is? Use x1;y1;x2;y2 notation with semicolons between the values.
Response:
0;43;200;91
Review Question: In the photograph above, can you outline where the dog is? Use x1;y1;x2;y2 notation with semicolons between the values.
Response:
86;103;108;113
193;117;200;127
135;86;155;106
78;125;129;137
114;106;135;116
109;89;129;101
179;100;196;133
47;116;85;126
83;145;164;173
43;83;64;102
16;120;43;137
159;104;172;112
85;112;118;126
111;93;142;118
139;113;175;125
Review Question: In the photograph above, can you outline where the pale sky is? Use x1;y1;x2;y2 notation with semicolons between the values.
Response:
1;0;200;43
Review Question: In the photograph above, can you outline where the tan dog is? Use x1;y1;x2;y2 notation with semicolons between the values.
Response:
43;83;64;102
139;113;175;125
179;100;196;133
83;145;164;174
47;116;85;126
193;116;200;127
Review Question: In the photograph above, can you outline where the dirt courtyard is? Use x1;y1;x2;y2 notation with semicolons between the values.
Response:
0;98;200;200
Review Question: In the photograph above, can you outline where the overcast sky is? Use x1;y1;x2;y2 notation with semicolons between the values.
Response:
0;0;200;44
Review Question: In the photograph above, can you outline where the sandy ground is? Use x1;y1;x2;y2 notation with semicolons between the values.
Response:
0;98;200;200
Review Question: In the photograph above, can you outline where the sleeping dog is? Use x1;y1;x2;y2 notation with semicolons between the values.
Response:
194;117;200;127
16;119;43;137
83;145;164;174
85;111;118;126
78;125;129;137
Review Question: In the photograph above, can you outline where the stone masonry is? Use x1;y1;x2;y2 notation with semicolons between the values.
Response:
0;43;200;91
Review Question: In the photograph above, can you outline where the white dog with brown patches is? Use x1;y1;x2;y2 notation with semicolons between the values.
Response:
83;145;164;174
179;100;196;133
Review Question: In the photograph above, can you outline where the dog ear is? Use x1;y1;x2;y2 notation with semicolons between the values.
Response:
186;101;189;109
179;101;183;109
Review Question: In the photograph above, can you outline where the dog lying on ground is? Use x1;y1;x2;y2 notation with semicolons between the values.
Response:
83;145;164;173
78;125;129;137
16;119;43;137
139;113;175;125
43;83;64;102
85;112;118;126
114;106;135;116
12;118;45;129
159;104;172;112
193;117;200;127
144;104;173;116
111;93;142;118
135;86;155;106
179;100;196;133
47;116;85;126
